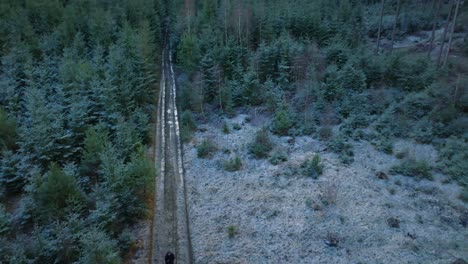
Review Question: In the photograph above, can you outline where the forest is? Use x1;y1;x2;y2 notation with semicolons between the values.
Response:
0;0;161;262
0;0;467;263
173;0;467;199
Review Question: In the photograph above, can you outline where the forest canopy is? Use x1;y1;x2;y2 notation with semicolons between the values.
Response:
0;0;161;262
0;0;467;262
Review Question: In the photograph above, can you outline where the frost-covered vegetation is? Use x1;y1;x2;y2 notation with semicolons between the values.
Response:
0;0;161;262
0;0;467;262
174;0;467;202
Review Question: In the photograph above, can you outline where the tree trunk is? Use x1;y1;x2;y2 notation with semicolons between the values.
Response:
259;0;265;42
428;0;442;58
224;0;229;44
390;0;402;52
437;0;454;67
376;0;386;54
238;5;242;45
443;0;461;67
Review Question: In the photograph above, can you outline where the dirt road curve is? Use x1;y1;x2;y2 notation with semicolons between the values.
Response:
150;46;193;264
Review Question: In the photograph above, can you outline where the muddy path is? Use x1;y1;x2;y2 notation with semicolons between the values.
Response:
150;44;193;263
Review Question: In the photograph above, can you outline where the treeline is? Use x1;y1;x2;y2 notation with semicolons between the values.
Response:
173;0;467;200
0;0;162;262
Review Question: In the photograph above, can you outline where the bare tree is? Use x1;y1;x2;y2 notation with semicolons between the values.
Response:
428;0;442;58
234;1;243;45
376;0;386;53
437;0;454;67
443;0;461;66
184;0;194;33
390;0;402;52
220;0;230;44
257;0;266;42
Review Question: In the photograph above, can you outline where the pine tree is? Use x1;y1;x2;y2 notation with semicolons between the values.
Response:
80;125;108;184
35;163;84;220
177;32;201;71
78;228;121;264
0;150;21;195
200;52;219;103
0;108;17;153
19;88;69;166
271;101;295;136
376;0;386;53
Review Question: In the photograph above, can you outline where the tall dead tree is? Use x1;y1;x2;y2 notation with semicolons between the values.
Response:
428;0;442;58
390;0;402;52
221;0;230;44
184;0;194;33
437;0;454;67
376;0;386;53
257;0;266;42
443;0;461;66
234;1;243;45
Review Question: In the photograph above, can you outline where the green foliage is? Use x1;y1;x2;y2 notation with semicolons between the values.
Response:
79;228;121;264
0;0;159;260
374;137;393;155
114;118;142;159
301;155;324;179
0;150;22;195
118;228;136;253
80;125;108;183
99;145;154;222
0;205;10;235
222;122;230;134
374;92;436;139
269;150;288;165
257;34;303;83
391;159;432;180
223;155;242;172
343;115;369;130
318;127;333;141
197;139;217;158
328;136;354;164
226;225;238;238
340;63;366;91
177;32;200;71
231;68;262;107
438;137;468;187
0;108;17;152
181;110;196;131
384;54;435;91
181;110;196;143
463;38;468;56
324;65;344;101
249;129;274;159
35;163;85;220
126;147;155;198
219;84;234;115
325;42;350;67
1;0;465;259
264;79;284;112
270;102;295;136
460;187;468;203
200;0;217;25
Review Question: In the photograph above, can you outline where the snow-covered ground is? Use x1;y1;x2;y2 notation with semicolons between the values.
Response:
184;113;467;264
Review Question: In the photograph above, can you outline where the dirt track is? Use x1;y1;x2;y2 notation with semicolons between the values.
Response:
150;46;192;264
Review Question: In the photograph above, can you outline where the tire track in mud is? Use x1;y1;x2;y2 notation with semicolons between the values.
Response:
150;46;192;264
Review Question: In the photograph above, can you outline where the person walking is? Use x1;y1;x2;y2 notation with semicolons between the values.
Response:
165;251;175;264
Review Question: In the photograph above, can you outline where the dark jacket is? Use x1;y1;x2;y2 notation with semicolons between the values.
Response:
165;251;175;264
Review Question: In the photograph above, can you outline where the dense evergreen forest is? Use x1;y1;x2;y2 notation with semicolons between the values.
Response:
0;0;467;263
0;0;162;262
